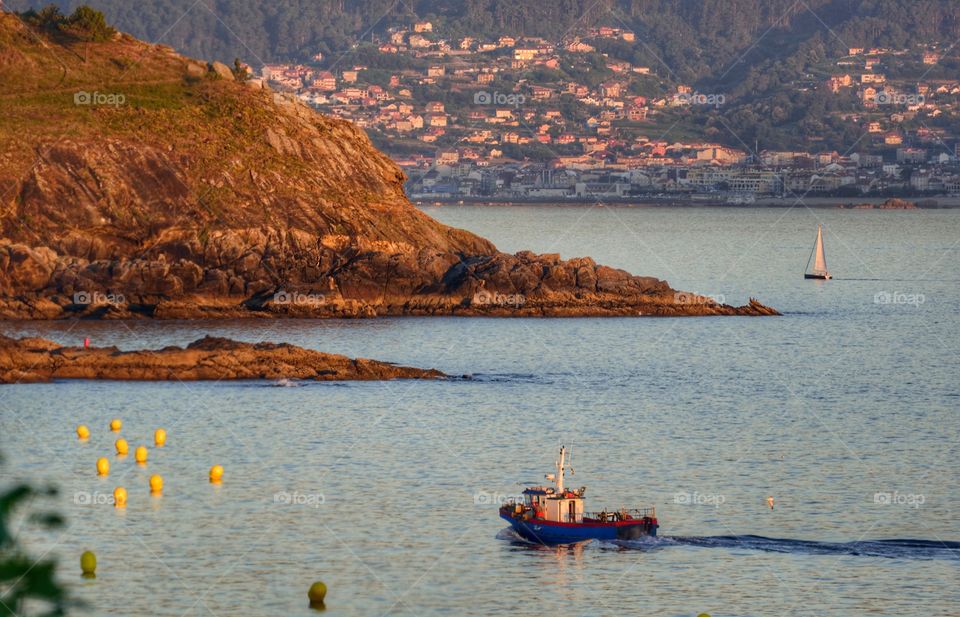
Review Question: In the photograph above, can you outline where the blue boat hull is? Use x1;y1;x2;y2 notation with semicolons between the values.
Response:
502;514;658;544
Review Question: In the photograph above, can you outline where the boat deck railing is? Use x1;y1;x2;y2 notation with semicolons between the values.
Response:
585;507;656;521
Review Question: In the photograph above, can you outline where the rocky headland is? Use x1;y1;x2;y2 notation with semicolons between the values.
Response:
0;13;777;320
0;334;445;383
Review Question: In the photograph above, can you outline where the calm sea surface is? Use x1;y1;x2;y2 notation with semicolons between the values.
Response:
2;205;958;616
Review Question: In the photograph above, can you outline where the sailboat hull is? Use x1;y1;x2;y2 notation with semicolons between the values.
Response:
804;273;832;280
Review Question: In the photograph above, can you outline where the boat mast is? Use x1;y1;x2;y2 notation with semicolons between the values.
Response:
556;446;566;493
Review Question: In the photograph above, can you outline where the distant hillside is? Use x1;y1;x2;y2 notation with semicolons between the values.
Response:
0;10;778;319
8;1;960;78
8;0;960;152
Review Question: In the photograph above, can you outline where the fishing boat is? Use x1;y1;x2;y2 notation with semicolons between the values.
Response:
499;446;658;544
804;224;832;280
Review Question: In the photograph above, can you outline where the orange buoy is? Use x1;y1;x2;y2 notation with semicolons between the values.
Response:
149;475;163;495
209;465;224;483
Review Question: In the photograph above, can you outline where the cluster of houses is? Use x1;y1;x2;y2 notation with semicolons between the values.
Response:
257;24;960;201
824;45;958;140
259;22;666;152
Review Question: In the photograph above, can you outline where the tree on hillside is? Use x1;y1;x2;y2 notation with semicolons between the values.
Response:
21;4;63;29
232;58;250;81
62;5;114;41
20;4;114;42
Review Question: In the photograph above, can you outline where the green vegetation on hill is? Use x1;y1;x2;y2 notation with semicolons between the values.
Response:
21;3;115;40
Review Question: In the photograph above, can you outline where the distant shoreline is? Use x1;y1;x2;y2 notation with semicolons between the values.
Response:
414;196;960;208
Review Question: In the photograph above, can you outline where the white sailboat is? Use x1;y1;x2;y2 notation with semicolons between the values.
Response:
804;224;832;280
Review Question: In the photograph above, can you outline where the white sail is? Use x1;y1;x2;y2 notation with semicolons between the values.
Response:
812;225;827;274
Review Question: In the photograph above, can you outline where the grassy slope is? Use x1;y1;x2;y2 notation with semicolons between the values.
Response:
1;14;376;228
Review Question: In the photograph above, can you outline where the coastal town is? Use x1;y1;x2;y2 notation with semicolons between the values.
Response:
255;23;960;202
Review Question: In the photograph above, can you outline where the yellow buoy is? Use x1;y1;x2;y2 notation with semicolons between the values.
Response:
134;446;148;464
76;425;90;440
115;438;129;455
109;418;122;432
307;581;327;606
209;465;224;483
154;428;167;447
113;487;127;508
96;457;110;476
149;474;163;495
80;550;97;577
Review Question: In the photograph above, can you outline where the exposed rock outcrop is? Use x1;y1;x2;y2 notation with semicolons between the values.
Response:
0;13;777;320
845;198;918;209
0;334;445;383
208;61;235;80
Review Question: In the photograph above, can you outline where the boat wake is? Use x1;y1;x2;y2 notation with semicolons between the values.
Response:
500;529;959;560
622;535;960;561
464;373;548;384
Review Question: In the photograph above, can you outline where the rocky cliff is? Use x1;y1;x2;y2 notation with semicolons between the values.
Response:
0;13;777;319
